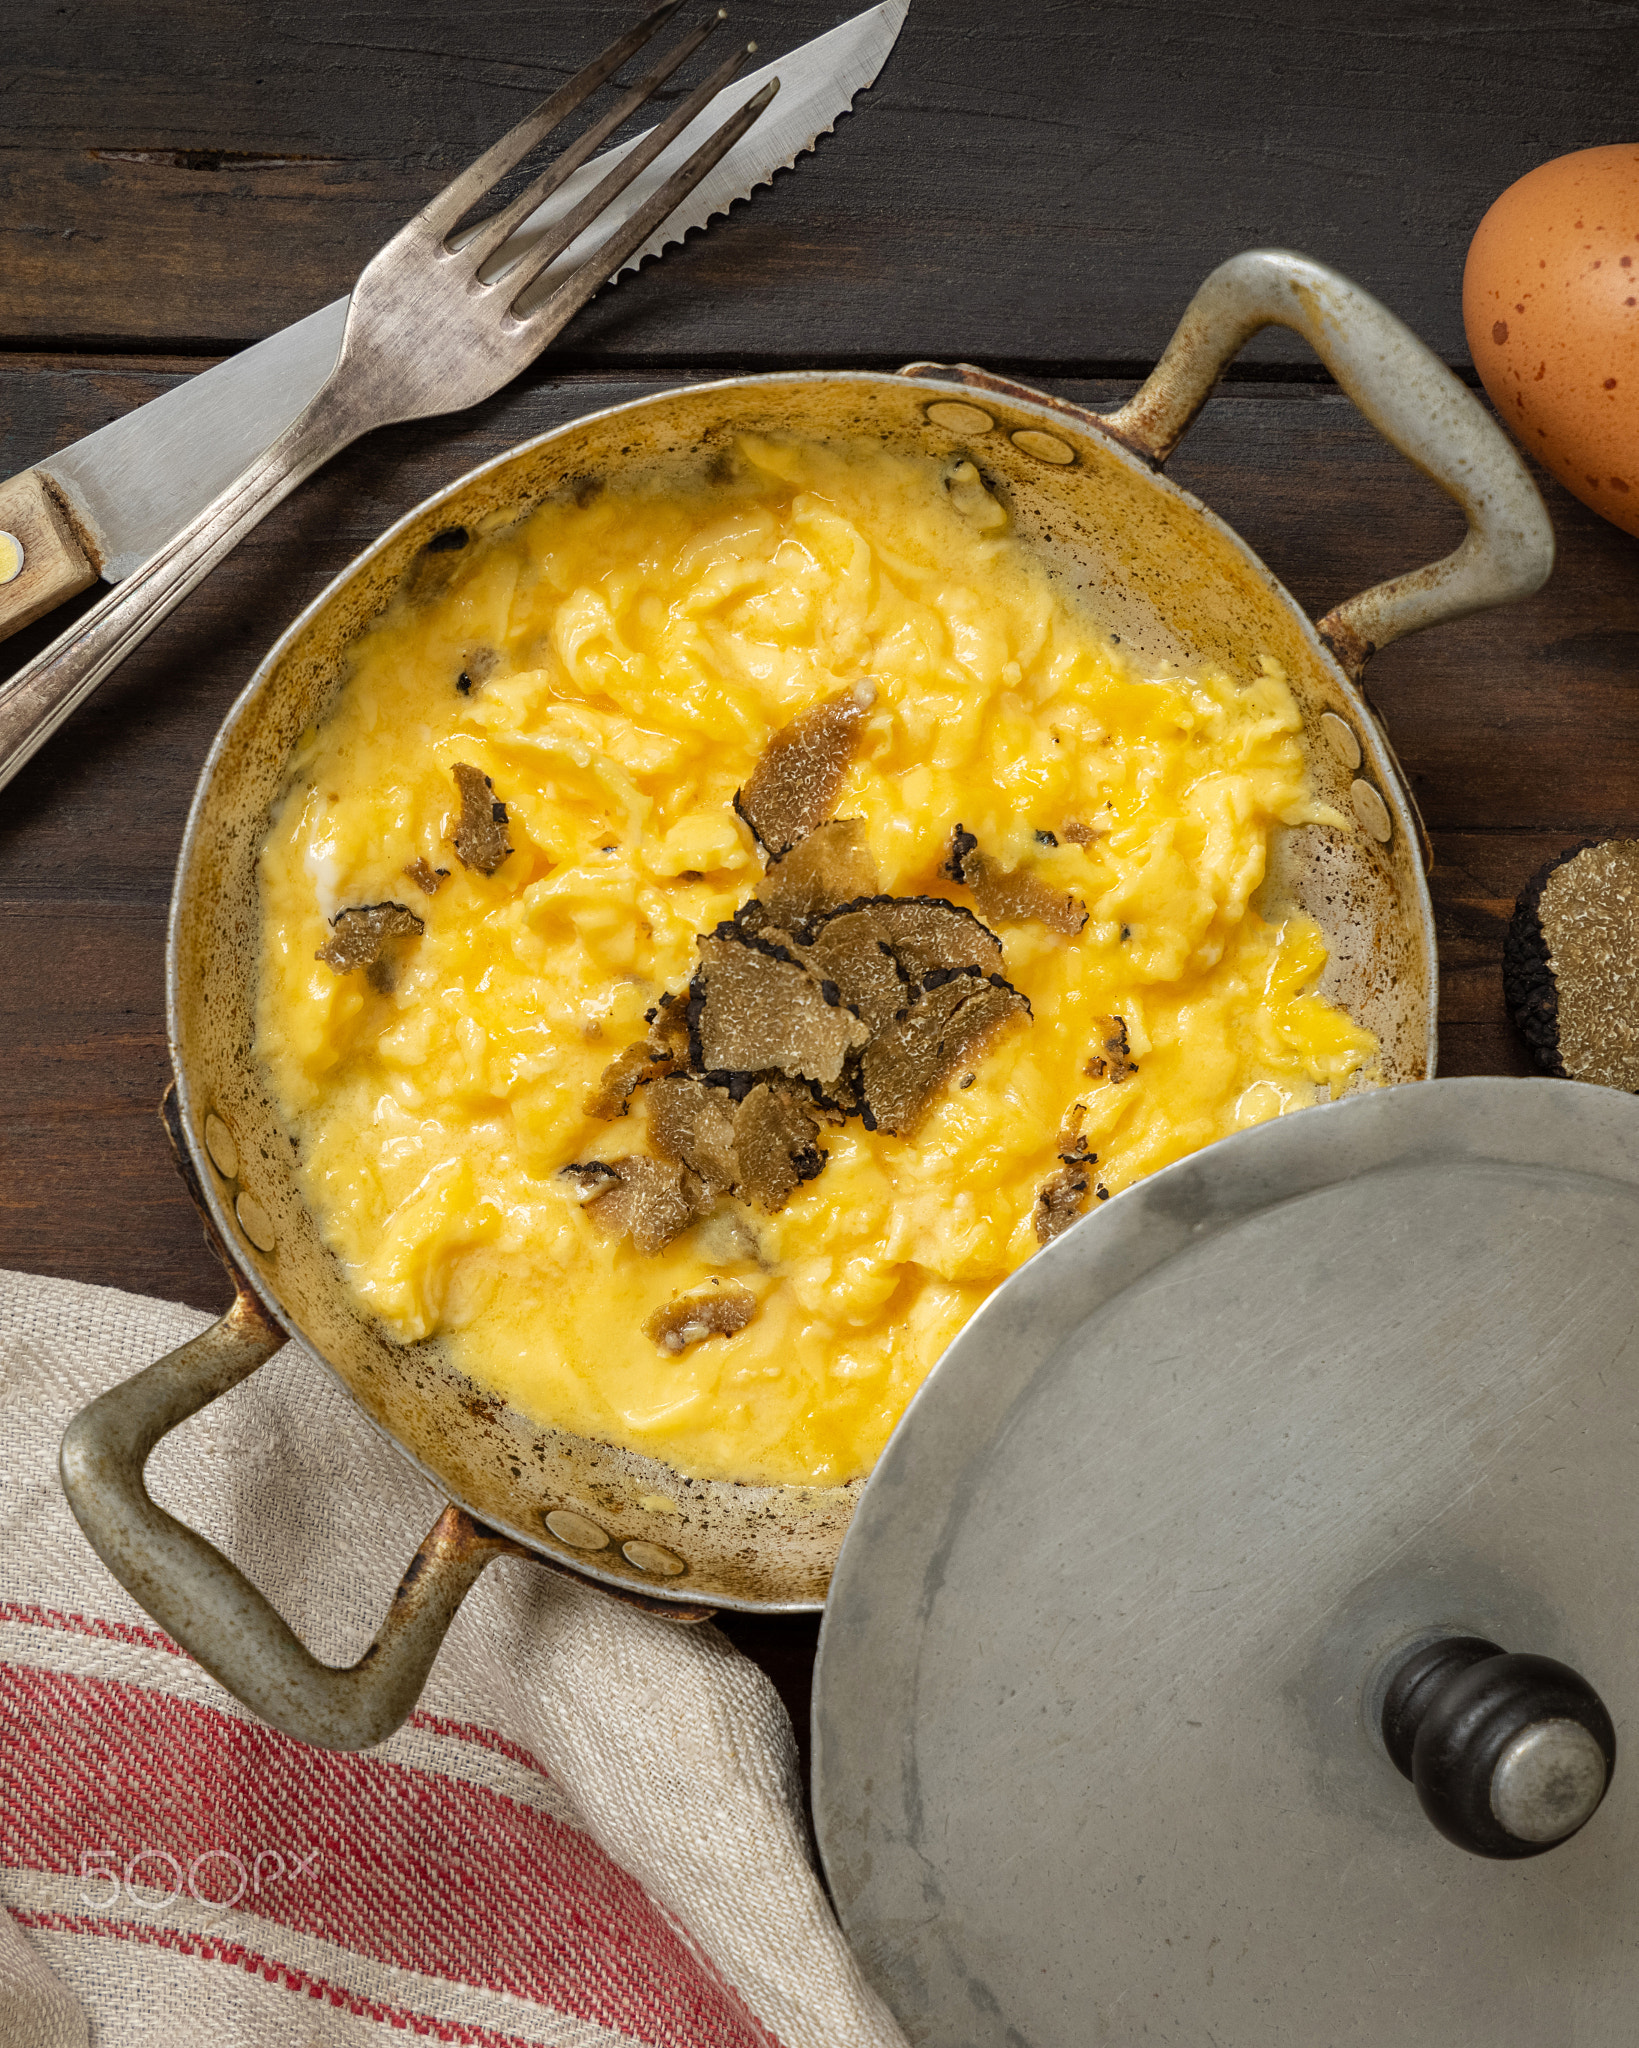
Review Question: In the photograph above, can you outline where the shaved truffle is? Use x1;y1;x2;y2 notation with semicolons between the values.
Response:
752;818;881;929
1504;839;1639;1089
586;991;697;1120
821;894;1005;984
1034;1164;1092;1244
646;1287;759;1354
732;1080;826;1213
1085;1015;1138;1083
451;762;513;875
944;824;978;879
794;918;911;1033
403;858;449;897
648;1072;825;1215
570;1154;701;1255
1056;1100;1096;1163
560;1160;621;1203
647;989;693;1055
782;893;1005;1041
692;931;869;1087
945;823;1086;934
1061;817;1105;847
734;686;874;856
586;1039;678;1120
315;903;424;991
648;1074;741;1196
859;974;1028;1135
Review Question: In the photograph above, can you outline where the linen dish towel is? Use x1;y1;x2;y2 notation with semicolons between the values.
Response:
0;1267;908;2048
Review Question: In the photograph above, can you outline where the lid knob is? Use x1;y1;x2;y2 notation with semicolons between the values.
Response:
1379;1635;1616;1858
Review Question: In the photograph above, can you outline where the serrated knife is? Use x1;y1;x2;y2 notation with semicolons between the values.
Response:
0;0;908;643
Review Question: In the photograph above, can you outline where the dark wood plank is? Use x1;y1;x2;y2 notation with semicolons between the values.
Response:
7;1;1638;366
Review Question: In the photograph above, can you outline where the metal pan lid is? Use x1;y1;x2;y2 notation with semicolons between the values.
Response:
814;1077;1639;2045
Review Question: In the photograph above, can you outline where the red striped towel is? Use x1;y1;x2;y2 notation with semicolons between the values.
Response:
0;1270;905;2048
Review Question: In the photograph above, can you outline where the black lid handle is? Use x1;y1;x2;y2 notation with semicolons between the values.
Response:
1380;1635;1615;1859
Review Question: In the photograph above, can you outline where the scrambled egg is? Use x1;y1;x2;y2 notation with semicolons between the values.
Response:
255;435;1376;1488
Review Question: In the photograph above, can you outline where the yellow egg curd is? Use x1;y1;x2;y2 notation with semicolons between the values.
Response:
255;433;1377;1489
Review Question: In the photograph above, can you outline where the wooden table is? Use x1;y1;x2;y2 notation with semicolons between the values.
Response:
6;0;1638;1774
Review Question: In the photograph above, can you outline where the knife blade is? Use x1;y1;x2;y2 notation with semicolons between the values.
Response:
0;0;908;628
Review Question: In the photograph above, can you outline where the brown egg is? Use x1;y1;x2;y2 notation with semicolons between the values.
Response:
1464;144;1639;537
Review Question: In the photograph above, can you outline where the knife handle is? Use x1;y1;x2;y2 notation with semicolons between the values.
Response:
0;382;354;796
0;471;101;645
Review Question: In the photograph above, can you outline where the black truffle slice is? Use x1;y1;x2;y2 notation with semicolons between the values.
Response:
315;902;424;986
1055;1100;1097;1164
569;1154;701;1255
815;894;1005;990
1504;839;1639;1090
793;919;911;1034
403;858;449;897
647;1074;741;1196
585;1039;678;1121
648;989;693;1056
859;974;1028;1136
752;818;881;930
945;823;1087;934
692;931;869;1087
451;762;513;875
646;1287;759;1353
647;1072;825;1215
1085;1014;1138;1083
732;1080;827;1214
734;686;873;856
1034;1164;1092;1244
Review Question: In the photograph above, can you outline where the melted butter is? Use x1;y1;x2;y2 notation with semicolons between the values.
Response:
255;436;1377;1488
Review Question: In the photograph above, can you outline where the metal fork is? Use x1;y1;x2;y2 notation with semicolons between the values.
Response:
0;2;775;796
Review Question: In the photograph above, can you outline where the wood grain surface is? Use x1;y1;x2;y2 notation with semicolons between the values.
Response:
8;1;1639;365
5;0;1639;1759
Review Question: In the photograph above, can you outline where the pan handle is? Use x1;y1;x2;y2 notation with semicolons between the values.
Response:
902;248;1554;679
59;1275;523;1752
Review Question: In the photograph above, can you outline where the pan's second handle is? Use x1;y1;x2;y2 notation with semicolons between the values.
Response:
59;1278;521;1751
1108;249;1554;676
904;250;1554;680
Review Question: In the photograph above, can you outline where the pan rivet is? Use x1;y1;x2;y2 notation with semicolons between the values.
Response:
622;1539;687;1577
1011;429;1075;466
203;1113;239;1181
0;532;23;585
1320;711;1363;770
545;1509;610;1551
1350;778;1393;844
234;1190;277;1253
925;401;995;435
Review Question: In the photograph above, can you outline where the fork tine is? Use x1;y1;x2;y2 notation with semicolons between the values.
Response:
513;77;779;327
489;39;758;302
458;10;727;270
417;0;683;241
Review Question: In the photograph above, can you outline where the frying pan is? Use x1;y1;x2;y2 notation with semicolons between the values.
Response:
58;250;1553;1750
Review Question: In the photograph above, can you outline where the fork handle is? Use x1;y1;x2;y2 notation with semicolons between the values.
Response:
0;377;357;797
